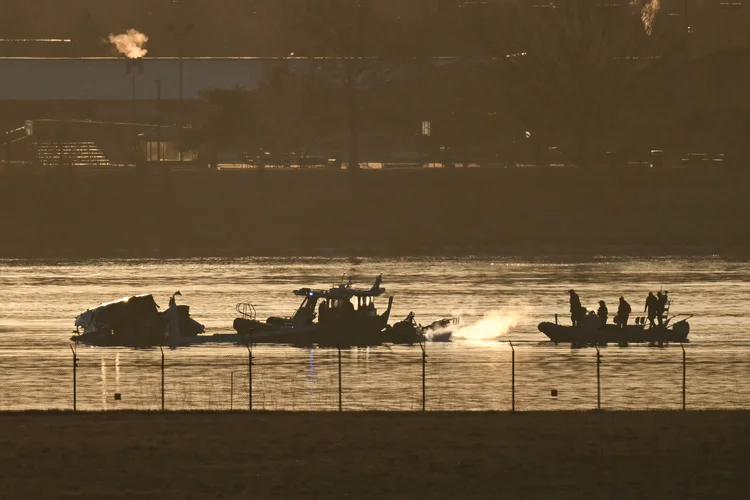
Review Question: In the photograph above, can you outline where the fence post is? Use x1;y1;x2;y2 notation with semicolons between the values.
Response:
509;341;515;412
338;345;343;412
595;345;601;410
420;342;426;412
160;347;165;411
70;345;78;411
680;342;686;411
247;343;253;411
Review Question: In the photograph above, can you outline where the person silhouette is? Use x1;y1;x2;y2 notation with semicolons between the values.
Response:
597;300;608;328
569;289;583;327
615;296;631;328
657;291;669;326
645;292;658;328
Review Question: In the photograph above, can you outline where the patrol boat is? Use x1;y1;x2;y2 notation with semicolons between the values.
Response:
233;275;393;347
72;292;206;347
538;313;691;347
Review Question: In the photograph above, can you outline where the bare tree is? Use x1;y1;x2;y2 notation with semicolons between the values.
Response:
191;87;257;167
397;0;466;166
253;60;340;159
470;0;682;166
281;0;403;170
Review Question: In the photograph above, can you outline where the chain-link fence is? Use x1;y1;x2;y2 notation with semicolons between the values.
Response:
1;342;749;411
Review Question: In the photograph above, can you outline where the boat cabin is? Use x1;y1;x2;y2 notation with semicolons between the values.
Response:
291;275;386;326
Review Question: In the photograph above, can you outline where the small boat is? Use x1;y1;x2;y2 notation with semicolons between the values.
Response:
233;275;393;347
387;313;457;344
538;314;692;347
72;292;206;347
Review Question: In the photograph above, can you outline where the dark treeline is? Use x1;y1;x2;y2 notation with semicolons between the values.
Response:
1;1;750;256
0;0;748;57
0;0;476;57
184;1;750;168
1;1;749;167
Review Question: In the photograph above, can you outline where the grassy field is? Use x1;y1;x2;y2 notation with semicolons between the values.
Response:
1;411;748;498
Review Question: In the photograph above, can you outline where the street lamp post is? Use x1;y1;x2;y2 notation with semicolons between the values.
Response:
169;19;194;163
155;79;162;162
126;57;145;158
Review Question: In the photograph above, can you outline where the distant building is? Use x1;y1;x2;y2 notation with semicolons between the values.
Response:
0;58;289;167
0;57;273;101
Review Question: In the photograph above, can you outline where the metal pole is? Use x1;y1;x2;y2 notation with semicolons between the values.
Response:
179;37;184;163
132;62;137;149
510;341;515;412
338;345;343;412
155;79;162;162
70;345;78;411
247;342;253;411
596;345;601;410
681;342;686;411
230;371;234;411
421;342;426;412
160;347;165;411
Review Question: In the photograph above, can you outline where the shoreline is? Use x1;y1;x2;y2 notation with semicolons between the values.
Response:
1;246;749;260
3;168;749;259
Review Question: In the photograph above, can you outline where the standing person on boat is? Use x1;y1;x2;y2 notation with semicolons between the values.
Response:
167;292;181;348
319;301;329;323
597;301;608;328
657;291;669;326
568;289;583;327
644;292;659;328
615;296;631;328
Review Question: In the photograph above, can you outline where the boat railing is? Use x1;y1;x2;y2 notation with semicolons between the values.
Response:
665;313;693;327
236;302;257;321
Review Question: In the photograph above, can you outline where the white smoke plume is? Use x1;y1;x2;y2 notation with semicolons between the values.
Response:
109;29;149;58
632;0;661;36
429;304;532;342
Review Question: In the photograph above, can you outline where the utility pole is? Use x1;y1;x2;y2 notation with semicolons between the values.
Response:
126;57;145;160
171;27;193;163
155;79;162;162
131;62;137;145
178;32;184;163
169;0;194;163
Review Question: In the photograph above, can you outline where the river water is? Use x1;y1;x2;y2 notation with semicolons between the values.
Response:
0;256;748;411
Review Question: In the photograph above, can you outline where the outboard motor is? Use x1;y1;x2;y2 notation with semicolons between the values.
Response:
672;321;690;340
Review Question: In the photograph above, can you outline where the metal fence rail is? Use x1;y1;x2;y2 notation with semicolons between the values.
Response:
1;342;749;412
